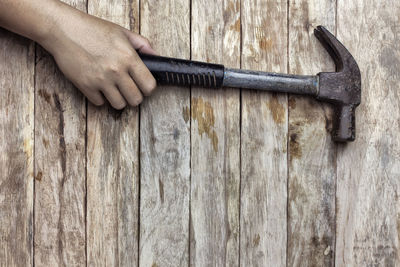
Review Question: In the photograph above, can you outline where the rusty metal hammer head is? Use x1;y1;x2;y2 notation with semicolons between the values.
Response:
314;26;361;142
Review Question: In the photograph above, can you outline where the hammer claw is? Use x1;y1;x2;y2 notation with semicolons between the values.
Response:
314;26;361;142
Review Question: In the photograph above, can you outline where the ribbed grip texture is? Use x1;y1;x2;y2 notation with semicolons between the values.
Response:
138;53;225;88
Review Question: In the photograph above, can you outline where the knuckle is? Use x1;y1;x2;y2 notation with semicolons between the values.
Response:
107;62;123;76
142;78;157;96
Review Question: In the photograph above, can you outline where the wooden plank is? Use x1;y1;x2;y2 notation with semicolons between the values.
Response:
139;0;190;266
0;30;34;267
240;0;288;265
190;0;240;266
287;1;336;266
335;0;400;266
33;0;87;265
86;0;140;266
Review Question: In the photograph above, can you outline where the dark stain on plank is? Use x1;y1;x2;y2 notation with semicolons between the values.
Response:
110;106;123;120
253;234;260;247
266;95;285;124
42;137;49;148
289;97;296;109
397;215;400;245
159;178;164;203
54;93;67;262
379;46;400;76
173;128;180;141
35;171;43;181
289;133;302;159
38;89;51;104
54;93;66;182
182;106;190;123
301;1;310;31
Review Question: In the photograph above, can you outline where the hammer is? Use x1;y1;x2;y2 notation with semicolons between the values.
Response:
139;26;361;142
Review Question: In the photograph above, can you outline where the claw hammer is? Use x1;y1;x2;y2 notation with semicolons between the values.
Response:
138;26;361;142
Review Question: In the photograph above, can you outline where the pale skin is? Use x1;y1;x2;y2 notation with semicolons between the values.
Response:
0;0;157;109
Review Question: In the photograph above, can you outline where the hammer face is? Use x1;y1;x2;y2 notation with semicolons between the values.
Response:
314;26;361;142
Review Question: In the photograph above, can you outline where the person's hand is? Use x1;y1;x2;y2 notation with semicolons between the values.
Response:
40;2;157;109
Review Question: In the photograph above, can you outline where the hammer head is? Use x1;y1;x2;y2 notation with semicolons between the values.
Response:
314;26;361;142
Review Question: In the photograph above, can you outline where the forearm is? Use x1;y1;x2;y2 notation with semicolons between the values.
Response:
0;0;84;51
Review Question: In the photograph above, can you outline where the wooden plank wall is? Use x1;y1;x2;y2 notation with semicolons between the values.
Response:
34;0;87;265
87;0;140;266
139;1;191;266
0;0;399;266
335;0;400;265
190;0;240;266
240;0;287;265
0;29;34;267
287;1;336;266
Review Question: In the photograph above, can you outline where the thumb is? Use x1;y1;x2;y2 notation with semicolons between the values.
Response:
125;30;157;55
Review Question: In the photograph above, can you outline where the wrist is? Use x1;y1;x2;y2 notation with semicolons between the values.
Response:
35;1;80;54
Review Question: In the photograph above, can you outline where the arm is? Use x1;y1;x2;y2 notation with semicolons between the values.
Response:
0;0;157;108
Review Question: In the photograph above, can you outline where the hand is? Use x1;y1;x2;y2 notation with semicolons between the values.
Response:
41;3;157;109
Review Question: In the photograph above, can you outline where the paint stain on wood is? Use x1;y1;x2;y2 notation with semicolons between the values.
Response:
290;133;302;159
23;138;33;159
227;1;235;12
191;97;218;152
258;38;273;51
230;19;240;32
35;171;43;181
182;106;190;123
266;96;285;124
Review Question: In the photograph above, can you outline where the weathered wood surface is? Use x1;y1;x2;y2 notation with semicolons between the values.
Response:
1;0;400;266
0;30;34;266
240;0;288;265
190;0;240;266
335;0;400;266
287;1;336;266
86;0;140;266
139;0;191;266
34;0;87;265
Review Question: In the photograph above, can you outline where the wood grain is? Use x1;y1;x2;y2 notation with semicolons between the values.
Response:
86;0;140;266
139;0;191;266
240;0;288;265
0;30;34;267
335;0;400;266
287;1;336;266
190;0;240;266
33;0;87;265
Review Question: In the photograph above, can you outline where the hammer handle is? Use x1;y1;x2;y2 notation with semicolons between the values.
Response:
139;53;225;88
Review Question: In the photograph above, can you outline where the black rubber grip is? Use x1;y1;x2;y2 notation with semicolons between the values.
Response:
138;53;225;88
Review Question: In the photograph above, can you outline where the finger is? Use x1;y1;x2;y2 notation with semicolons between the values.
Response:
117;74;143;106
101;85;127;110
79;87;105;106
128;60;157;96
87;90;105;106
124;30;158;55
